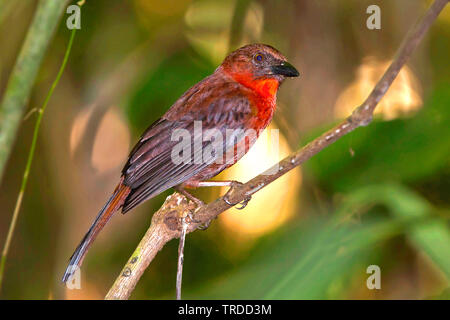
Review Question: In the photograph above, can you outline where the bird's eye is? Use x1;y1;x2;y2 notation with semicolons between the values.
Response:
254;54;264;62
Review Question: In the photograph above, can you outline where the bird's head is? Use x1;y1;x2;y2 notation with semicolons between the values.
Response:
221;44;299;97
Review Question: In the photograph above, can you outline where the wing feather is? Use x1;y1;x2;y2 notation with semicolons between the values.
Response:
121;79;254;213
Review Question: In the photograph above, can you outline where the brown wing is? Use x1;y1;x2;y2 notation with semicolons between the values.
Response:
121;78;254;213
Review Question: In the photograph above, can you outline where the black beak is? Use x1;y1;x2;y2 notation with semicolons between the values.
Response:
271;61;299;77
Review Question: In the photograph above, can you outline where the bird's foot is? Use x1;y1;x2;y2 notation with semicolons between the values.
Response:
223;181;252;210
196;219;212;231
174;187;211;230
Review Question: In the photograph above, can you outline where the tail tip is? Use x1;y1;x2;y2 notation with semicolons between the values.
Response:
62;264;78;283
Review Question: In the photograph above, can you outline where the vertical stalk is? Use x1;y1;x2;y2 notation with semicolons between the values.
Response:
0;22;76;293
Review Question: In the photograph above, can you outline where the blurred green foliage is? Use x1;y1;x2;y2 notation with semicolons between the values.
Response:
127;49;214;133
187;184;449;299
305;86;450;193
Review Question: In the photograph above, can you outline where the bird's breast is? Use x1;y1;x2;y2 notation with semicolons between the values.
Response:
248;90;277;131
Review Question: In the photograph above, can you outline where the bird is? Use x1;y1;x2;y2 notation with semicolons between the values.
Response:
62;43;299;282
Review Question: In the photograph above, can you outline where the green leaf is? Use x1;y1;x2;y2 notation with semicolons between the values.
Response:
190;184;449;299
335;184;450;279
189;217;401;299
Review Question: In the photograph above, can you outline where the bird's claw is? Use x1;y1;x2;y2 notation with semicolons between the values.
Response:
223;181;251;210
185;211;212;231
196;220;212;230
235;197;251;210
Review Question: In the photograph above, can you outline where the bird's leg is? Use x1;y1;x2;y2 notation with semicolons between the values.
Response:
183;180;239;188
184;180;252;210
174;186;204;207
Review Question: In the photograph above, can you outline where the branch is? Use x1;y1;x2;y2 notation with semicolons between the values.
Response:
0;0;71;182
105;0;448;300
105;194;196;300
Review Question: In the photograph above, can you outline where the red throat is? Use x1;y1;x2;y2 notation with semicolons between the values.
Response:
252;78;280;98
229;72;280;99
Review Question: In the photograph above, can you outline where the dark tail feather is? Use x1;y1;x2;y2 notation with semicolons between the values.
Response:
62;184;130;282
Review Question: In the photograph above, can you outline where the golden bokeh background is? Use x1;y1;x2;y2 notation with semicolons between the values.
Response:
0;0;449;300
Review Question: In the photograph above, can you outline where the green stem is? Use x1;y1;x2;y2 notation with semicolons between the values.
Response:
0;0;70;182
0;27;76;293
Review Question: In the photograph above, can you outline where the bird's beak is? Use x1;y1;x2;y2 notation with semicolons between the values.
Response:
271;61;299;77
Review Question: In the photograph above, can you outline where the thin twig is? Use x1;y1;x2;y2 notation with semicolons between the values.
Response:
0;28;76;292
105;0;448;300
176;215;188;300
